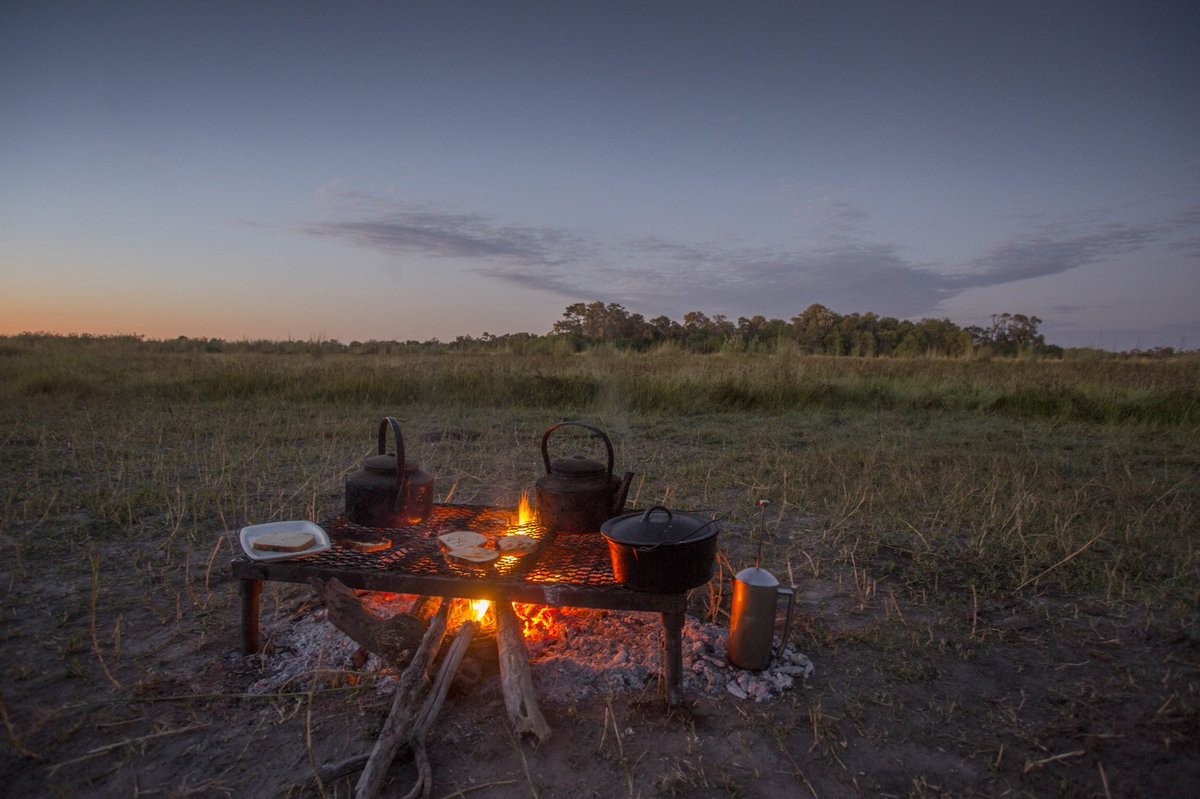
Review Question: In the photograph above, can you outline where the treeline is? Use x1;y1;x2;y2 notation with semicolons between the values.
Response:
2;303;1188;360
545;302;1048;357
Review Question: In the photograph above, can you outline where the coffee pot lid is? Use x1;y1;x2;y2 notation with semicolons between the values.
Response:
734;566;779;587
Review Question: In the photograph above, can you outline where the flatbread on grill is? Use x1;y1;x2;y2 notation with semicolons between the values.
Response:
342;535;390;552
438;530;487;550
496;534;538;556
252;531;316;552
444;545;499;566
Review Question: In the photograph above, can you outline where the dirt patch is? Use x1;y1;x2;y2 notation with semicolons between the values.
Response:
2;534;1197;799
2;392;1197;798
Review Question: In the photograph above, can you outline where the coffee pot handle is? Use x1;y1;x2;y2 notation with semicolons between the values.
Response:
776;587;796;658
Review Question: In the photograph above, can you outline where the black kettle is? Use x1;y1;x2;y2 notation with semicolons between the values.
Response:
344;418;434;527
535;421;633;533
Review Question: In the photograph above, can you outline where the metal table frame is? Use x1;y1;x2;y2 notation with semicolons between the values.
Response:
231;509;692;703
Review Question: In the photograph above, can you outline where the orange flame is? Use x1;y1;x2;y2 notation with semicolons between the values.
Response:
517;490;535;526
470;599;490;622
513;603;561;642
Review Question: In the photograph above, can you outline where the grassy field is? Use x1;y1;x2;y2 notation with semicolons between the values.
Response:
1;340;1197;796
3;341;1197;602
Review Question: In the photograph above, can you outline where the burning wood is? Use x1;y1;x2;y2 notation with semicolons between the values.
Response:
512;603;561;641
357;605;477;799
303;588;552;796
353;599;450;798
309;599;481;799
495;601;551;741
310;578;424;667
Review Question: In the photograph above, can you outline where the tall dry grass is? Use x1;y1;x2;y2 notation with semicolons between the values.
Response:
1;338;1196;608
2;340;1196;425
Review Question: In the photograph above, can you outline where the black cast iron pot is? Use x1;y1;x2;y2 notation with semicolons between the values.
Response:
600;506;719;593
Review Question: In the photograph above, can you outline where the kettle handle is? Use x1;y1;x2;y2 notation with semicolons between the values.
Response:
540;421;614;480
377;417;410;514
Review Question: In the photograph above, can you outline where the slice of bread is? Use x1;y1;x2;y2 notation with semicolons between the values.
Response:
496;534;538;556
444;546;499;566
438;530;487;550
252;531;316;552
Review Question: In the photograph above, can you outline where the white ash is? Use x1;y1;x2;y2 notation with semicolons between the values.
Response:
523;608;814;704
238;609;388;695
234;602;815;704
235;593;420;695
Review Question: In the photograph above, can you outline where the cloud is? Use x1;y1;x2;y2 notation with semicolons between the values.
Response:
298;191;1183;321
953;221;1164;288
469;265;593;299
813;195;871;237
478;237;956;320
302;211;591;265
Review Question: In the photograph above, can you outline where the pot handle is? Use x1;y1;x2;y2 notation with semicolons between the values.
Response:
775;587;796;659
640;506;720;547
377;417;410;514
540;421;614;481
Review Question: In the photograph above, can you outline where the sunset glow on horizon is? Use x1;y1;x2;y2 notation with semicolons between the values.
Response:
3;2;1197;350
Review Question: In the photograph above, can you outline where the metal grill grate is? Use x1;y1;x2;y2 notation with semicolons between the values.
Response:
296;505;620;589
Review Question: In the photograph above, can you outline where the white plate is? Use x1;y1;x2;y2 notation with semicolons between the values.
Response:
240;521;331;561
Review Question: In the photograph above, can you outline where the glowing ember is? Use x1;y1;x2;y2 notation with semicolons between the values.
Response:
471;599;491;622
513;603;561;642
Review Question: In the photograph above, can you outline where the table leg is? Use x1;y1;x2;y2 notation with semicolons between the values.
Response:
662;609;685;704
240;578;262;654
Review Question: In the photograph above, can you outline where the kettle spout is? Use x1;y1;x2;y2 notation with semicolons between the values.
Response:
613;471;634;515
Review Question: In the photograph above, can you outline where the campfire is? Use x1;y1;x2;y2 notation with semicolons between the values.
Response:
272;492;574;797
233;417;812;798
443;493;565;645
462;491;540;623
243;575;813;798
300;585;550;797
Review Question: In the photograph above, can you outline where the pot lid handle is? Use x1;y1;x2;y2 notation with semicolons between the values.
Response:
377;417;410;513
637;505;720;547
641;505;672;523
540;421;614;480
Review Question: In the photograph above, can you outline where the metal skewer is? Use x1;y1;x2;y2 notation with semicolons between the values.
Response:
755;499;769;569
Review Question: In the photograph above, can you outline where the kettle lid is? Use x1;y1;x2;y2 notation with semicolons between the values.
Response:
364;453;417;474
550;453;606;478
734;566;779;587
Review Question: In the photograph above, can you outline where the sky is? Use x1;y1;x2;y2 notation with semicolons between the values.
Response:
2;2;1197;351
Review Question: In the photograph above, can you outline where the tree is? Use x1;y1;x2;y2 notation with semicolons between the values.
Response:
978;313;1046;355
790;304;839;353
542;301;1052;358
649;315;682;343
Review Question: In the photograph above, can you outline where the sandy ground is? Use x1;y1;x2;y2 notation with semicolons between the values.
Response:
2;532;1198;799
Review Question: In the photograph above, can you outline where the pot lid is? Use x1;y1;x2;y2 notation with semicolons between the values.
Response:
601;505;719;547
551;453;606;478
734;566;779;587
364;453;418;474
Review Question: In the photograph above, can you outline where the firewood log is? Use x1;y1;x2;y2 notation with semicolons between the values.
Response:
495;601;552;742
310;577;425;667
357;613;477;799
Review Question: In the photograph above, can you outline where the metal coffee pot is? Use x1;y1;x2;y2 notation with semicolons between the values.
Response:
727;565;796;671
535;421;633;533
344;417;434;527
